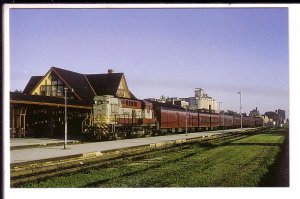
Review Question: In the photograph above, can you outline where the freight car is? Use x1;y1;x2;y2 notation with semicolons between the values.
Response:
82;95;264;140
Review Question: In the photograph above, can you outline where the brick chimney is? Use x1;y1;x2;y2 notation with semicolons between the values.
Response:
108;69;114;74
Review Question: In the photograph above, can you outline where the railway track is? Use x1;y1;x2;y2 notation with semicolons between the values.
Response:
11;129;258;187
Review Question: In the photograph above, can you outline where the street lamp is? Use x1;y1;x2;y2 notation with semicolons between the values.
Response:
64;87;68;149
238;91;243;129
218;102;222;113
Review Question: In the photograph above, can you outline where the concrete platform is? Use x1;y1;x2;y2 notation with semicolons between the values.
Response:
10;128;253;165
10;138;80;150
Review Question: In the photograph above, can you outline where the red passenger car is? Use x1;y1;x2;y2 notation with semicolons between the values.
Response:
150;101;263;134
153;101;226;131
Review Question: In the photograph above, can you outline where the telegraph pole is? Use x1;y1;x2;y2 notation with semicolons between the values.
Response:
185;105;188;136
64;87;68;149
238;91;243;129
218;101;222;129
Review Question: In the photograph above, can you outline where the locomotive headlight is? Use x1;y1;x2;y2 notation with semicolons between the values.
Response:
96;100;103;105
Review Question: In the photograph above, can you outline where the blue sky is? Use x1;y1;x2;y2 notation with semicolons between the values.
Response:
9;8;289;115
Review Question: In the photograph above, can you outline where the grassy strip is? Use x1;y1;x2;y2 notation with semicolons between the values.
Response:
17;128;286;188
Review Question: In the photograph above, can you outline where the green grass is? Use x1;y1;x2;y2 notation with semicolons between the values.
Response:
17;127;287;188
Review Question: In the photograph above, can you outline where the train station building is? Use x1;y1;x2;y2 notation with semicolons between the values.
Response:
10;67;136;138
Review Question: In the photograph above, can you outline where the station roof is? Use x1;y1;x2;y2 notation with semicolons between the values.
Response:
51;67;95;103
23;76;43;94
85;73;124;97
22;66;137;104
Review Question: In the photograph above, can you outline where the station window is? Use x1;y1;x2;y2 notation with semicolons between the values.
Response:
46;74;65;98
57;86;64;96
52;77;57;85
39;73;65;97
52;86;57;96
117;89;126;98
46;85;51;96
40;85;46;95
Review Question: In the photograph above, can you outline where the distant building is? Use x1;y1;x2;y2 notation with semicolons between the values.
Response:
159;95;167;103
146;95;167;103
277;109;285;123
249;107;260;117
166;97;189;108
189;88;218;113
264;111;279;124
149;88;218;112
264;109;286;126
260;115;274;126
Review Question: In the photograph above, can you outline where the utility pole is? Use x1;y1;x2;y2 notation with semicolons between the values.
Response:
64;87;68;149
222;110;225;131
218;102;222;129
238;91;243;129
185;105;188;136
209;105;212;130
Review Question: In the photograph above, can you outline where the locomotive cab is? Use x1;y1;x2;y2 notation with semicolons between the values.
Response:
93;95;120;125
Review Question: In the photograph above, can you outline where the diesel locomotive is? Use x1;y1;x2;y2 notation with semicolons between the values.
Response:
82;95;264;140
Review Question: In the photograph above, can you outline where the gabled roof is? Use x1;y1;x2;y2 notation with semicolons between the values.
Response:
51;67;95;103
23;76;43;94
85;73;123;96
22;66;137;104
129;91;138;100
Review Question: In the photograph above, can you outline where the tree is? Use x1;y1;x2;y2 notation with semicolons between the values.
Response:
13;89;22;93
226;110;239;117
